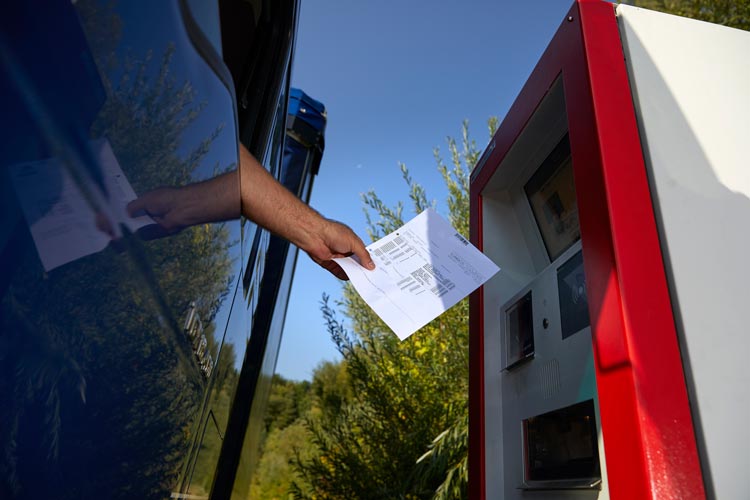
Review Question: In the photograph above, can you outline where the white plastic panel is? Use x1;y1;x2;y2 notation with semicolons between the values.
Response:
618;5;750;499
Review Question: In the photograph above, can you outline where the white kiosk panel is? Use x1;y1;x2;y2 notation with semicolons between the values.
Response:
618;5;750;499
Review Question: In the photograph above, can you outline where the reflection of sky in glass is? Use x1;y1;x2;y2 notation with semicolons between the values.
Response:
103;0;243;363
110;1;237;183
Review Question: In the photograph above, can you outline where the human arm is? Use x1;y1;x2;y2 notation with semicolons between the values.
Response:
237;145;374;279
126;170;238;236
126;144;374;279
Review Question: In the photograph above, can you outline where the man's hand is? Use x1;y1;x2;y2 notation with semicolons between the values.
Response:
126;186;186;237
126;171;239;239
301;218;375;280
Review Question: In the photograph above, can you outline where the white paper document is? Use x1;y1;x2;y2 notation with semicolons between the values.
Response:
9;138;154;271
334;209;500;340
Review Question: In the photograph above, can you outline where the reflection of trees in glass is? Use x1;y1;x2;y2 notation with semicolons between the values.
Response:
185;342;238;496
0;2;237;498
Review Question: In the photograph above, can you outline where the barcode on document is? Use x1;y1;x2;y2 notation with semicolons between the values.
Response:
376;240;397;253
454;232;469;246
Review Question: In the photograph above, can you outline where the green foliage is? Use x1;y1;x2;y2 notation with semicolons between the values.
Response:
263;375;312;435
250;368;340;499
308;360;352;420
288;119;495;500
414;408;469;500
251;421;316;500
631;0;750;30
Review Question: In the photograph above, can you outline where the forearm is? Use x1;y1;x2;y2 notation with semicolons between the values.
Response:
239;144;323;249
129;143;373;278
177;170;241;226
238;144;374;277
127;169;239;234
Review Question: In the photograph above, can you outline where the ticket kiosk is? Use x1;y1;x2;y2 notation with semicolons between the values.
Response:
469;2;750;500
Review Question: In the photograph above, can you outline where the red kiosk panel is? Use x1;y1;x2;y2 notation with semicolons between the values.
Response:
469;2;704;499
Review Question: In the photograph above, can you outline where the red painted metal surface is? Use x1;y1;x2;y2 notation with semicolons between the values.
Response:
468;190;484;500
469;1;705;499
576;2;705;498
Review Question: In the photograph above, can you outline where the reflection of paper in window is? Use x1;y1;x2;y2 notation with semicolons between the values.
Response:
334;209;500;341
9;138;153;271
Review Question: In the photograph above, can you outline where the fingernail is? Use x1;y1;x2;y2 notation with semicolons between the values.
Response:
366;261;375;270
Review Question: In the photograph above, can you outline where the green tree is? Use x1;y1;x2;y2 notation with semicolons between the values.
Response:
291;119;497;500
263;374;312;436
629;0;750;30
250;366;348;499
251;421;315;500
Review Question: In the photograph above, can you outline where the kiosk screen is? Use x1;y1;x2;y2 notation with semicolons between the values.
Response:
557;250;590;339
523;400;601;485
524;134;580;261
504;291;534;369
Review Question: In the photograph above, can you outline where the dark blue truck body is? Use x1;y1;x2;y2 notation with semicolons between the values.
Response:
0;1;322;498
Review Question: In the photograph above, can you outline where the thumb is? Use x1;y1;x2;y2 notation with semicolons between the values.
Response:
127;197;147;217
351;240;375;270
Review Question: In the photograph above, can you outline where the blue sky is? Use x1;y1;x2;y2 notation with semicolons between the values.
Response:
276;0;579;381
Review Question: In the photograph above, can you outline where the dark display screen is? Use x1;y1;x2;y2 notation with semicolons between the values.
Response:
523;400;601;483
505;291;534;369
557;250;590;339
